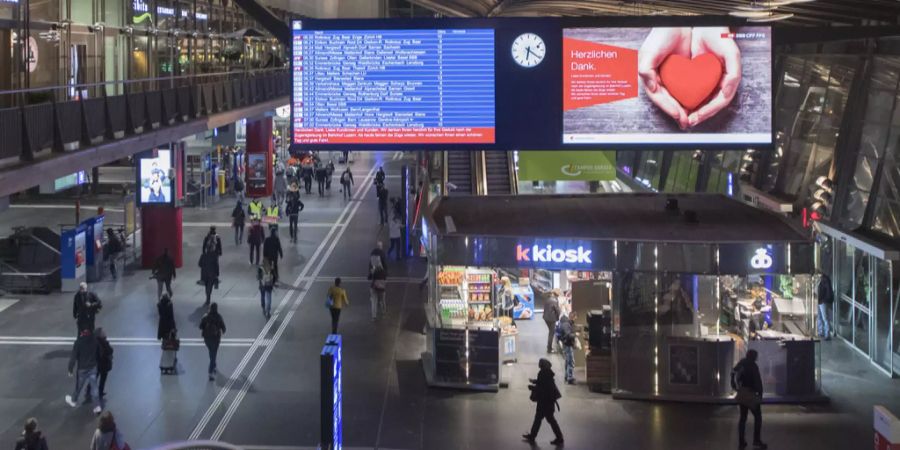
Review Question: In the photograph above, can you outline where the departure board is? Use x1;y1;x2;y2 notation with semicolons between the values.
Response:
291;26;495;145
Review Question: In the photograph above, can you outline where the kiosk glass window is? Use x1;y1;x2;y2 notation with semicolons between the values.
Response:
874;258;893;372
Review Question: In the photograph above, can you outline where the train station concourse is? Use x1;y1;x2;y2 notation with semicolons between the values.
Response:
1;1;900;449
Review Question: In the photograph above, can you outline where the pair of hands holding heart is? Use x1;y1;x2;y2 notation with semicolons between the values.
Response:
638;27;741;129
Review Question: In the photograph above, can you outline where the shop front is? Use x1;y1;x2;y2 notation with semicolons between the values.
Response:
422;194;825;403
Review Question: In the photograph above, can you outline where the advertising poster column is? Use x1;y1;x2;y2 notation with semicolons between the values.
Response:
61;224;87;292
137;147;184;268
246;117;274;198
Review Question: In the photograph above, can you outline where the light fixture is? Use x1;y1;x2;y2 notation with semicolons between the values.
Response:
749;13;795;22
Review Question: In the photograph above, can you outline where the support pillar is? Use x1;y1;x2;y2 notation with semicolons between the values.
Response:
141;207;183;269
245;117;274;199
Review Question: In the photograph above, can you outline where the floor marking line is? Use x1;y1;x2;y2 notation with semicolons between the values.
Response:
191;162;377;441
210;161;378;441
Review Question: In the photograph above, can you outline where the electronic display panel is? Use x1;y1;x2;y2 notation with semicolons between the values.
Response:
138;150;173;204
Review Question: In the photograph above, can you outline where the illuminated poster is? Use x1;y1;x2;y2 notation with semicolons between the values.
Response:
139;150;172;204
562;26;772;145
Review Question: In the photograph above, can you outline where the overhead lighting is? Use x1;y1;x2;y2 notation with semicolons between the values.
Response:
729;10;775;18
749;13;795;22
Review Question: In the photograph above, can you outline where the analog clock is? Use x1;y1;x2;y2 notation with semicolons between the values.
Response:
511;33;545;68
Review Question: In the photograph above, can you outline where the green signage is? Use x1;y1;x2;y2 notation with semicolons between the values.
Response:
518;151;616;181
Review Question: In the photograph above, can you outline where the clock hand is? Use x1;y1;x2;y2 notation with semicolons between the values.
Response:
525;47;535;61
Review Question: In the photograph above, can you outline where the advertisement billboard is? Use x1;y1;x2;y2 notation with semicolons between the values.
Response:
138;150;173;204
518;151;616;181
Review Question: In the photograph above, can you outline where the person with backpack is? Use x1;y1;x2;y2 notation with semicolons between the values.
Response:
14;418;49;450
369;266;387;321
732;349;767;449
157;293;176;341
66;328;102;414
326;278;349;334
233;174;245;203
817;271;834;340
104;229;123;280
90;411;130;450
247;220;265;265
556;312;577;385
152;248;175;300
263;227;283;283
200;303;226;381
522;358;564;445
258;259;276;319
95;328;113;400
231;200;246;245
340;167;354;200
73;282;102;333
285;183;304;244
369;241;388;276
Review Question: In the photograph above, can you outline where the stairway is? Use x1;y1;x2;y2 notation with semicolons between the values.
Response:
446;152;474;196
484;151;512;195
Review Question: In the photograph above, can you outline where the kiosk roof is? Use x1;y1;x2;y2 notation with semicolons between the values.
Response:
428;193;809;244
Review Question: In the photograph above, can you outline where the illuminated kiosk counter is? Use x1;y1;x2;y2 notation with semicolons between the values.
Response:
422;194;826;403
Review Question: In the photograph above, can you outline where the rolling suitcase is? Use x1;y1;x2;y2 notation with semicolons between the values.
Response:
160;331;180;375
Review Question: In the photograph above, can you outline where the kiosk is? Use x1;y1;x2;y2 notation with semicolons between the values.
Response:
422;193;825;403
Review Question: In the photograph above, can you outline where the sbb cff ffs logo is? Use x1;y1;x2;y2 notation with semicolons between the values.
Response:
516;244;592;265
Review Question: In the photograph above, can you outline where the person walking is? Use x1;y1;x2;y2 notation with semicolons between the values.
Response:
817;272;834;340
301;159;314;194
231;200;246;245
732;349;767;449
200;303;226;381
369;265;387;321
376;185;389;225
90;411;130;450
315;163;328;196
199;251;218;305
340;167;354;200
201;226;222;288
263;227;283;283
66;328;102;414
152;248;175;300
326;160;335;191
104;229;123;280
274;171;288;215
369;241;388;276
14;418;49;450
286;184;304;244
388;216;403;260
258;259;275;319
157;293;176;341
375;166;386;186
233;173;245;203
95;328;113;400
543;291;561;353
522;358;564;445
557;312;577;385
326;278;349;334
247;220;264;265
73;283;102;333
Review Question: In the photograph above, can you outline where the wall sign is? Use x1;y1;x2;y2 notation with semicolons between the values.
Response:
516;243;593;265
517;150;616;181
750;247;773;270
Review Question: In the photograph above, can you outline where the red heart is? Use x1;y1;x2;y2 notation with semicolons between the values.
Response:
659;53;723;111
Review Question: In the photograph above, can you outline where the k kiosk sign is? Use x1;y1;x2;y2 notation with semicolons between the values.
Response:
436;236;614;271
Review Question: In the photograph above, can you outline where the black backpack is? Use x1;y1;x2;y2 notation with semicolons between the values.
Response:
202;316;221;339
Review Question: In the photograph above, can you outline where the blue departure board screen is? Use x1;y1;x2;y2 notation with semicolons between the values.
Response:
292;25;495;145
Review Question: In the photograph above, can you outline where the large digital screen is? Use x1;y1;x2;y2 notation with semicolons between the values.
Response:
292;18;773;151
292;26;495;145
562;26;771;144
139;150;172;204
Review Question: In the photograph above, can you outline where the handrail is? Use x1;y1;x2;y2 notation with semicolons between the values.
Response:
0;67;287;97
442;151;449;195
507;150;519;195
476;150;488;195
24;233;61;256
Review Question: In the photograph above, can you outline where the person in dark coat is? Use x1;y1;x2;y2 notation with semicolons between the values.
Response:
543;292;561;353
247;220;265;265
95;328;113;399
263;227;283;283
73;283;102;333
200;303;226;381
817;272;834;340
14;418;49;450
315;163;329;196
66;328;102;414
733;349;766;449
231;200;246;245
104;228;123;280
201;226;222;289
523;358;564;445
152;248;176;300
340;167;354;200
199;252;218;305
376;185;389;225
157;293;176;341
285;184;304;244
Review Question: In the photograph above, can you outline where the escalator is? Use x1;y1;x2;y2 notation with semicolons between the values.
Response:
445;152;475;196
483;150;515;195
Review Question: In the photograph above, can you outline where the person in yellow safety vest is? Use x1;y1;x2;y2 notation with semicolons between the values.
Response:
266;203;279;220
248;198;263;221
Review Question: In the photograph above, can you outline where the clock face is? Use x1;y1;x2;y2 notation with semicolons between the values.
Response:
511;33;545;68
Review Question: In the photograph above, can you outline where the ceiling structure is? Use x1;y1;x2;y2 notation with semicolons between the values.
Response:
406;0;900;26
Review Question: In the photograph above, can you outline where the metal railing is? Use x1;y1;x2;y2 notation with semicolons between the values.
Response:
0;68;289;163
